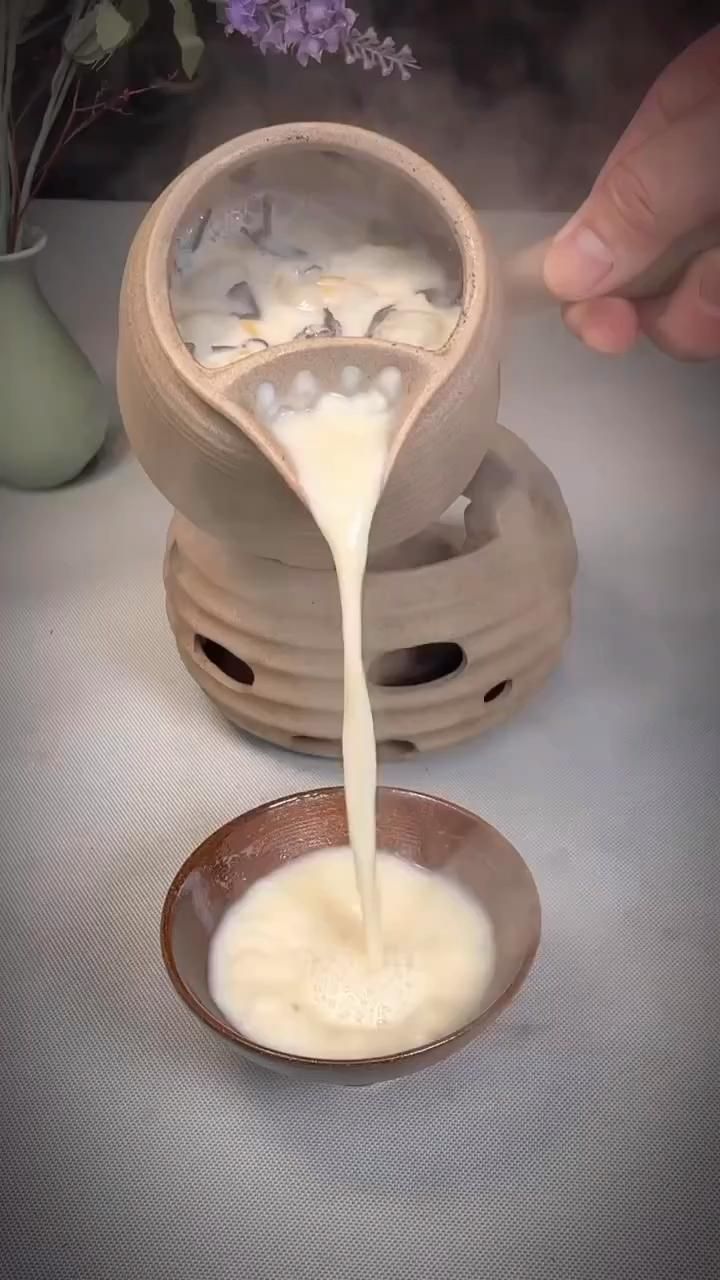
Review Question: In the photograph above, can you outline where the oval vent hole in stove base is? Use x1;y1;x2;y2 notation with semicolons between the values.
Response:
196;636;255;686
484;679;512;704
368;642;466;688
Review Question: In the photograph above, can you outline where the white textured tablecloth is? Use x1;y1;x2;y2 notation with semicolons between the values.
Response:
1;201;719;1280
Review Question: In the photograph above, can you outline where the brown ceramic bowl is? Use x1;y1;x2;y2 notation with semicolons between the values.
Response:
161;787;541;1085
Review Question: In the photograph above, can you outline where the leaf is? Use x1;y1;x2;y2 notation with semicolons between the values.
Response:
120;0;150;27
65;0;133;65
169;0;205;79
96;0;131;52
64;8;102;63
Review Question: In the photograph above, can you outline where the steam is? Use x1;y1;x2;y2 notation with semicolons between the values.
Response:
115;2;702;211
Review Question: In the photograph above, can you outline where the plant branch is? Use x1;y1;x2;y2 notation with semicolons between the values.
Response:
1;1;25;252
26;76;81;209
19;9;70;47
28;82;155;208
7;120;19;211
14;0;88;241
0;6;8;251
15;67;52;130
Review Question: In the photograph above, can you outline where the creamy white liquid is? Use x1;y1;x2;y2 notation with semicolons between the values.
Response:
209;845;495;1059
263;370;398;960
171;194;460;366
197;221;494;1058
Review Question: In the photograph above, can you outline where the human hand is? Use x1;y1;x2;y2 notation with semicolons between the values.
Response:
543;26;720;360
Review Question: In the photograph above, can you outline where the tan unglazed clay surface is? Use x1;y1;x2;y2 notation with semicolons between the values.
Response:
117;123;504;566
164;423;577;756
116;124;577;756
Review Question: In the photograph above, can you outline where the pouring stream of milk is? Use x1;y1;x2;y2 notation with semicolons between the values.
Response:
260;367;401;962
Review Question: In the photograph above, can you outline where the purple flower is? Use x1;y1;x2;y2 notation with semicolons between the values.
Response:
295;34;323;65
281;6;306;42
258;20;288;52
224;1;418;77
225;0;263;36
305;1;357;36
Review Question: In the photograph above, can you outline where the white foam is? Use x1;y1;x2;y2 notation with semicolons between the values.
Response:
209;846;495;1059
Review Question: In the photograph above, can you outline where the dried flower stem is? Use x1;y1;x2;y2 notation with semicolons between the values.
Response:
343;28;419;80
15;5;84;225
0;0;103;251
10;79;156;251
33;84;154;202
0;1;24;252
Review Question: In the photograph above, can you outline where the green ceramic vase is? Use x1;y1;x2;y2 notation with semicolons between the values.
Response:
0;227;108;489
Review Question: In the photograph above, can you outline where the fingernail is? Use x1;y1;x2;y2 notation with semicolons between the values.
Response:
698;256;720;315
544;225;615;298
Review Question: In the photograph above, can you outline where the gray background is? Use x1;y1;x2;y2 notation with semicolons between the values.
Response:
1;202;719;1279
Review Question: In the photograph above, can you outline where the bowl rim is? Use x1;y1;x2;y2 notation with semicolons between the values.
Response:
160;785;541;1068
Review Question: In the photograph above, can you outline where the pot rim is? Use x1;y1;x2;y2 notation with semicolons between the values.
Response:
145;122;492;369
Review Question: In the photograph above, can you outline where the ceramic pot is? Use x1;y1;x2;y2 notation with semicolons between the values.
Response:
118;124;715;556
117;123;503;567
0;228;108;490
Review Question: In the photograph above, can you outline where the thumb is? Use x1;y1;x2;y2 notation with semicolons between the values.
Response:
543;96;720;302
